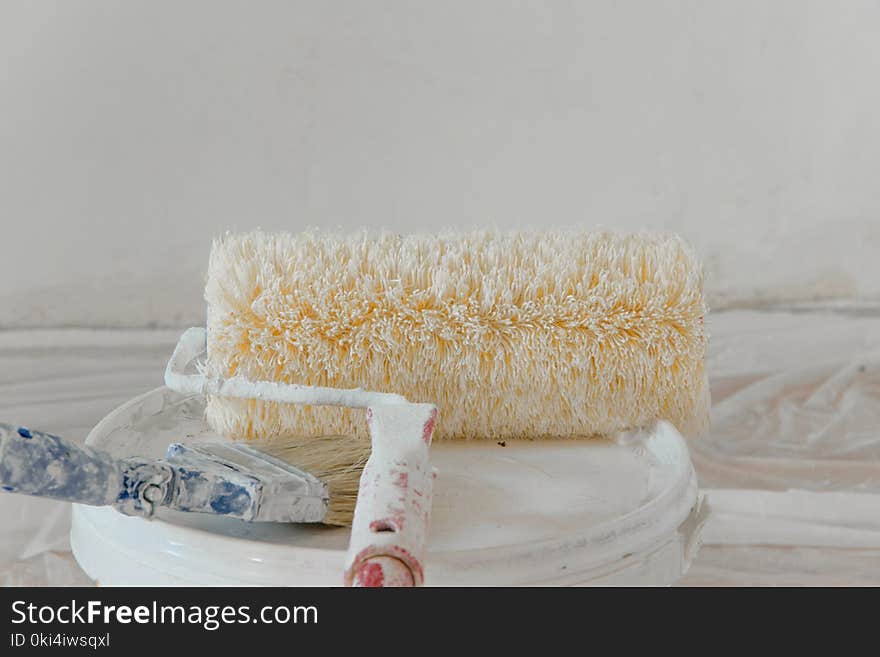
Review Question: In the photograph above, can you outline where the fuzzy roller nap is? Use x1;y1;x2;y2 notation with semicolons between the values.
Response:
204;230;709;443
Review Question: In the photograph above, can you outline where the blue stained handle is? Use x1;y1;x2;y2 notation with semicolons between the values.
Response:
0;423;122;505
0;423;170;517
0;423;262;521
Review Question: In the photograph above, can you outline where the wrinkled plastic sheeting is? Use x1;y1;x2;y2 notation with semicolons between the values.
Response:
0;466;92;586
693;351;880;492
681;304;880;583
0;551;93;587
681;545;880;586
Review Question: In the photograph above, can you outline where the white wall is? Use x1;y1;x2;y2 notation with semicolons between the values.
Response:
1;1;878;327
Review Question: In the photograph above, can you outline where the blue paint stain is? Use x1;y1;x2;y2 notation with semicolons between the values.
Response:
209;481;251;515
117;470;139;504
179;469;200;482
0;424;119;507
117;478;132;501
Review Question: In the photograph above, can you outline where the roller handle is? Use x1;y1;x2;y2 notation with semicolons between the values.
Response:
344;403;438;587
0;423;171;517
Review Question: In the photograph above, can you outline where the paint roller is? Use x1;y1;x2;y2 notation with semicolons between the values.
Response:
0;229;709;587
196;229;709;585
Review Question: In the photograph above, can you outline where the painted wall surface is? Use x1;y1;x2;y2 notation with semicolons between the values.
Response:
1;1;878;327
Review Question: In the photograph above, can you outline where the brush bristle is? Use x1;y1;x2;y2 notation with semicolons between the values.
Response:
257;434;370;526
204;229;709;442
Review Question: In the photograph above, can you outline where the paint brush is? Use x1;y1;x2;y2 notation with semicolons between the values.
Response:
0;422;369;525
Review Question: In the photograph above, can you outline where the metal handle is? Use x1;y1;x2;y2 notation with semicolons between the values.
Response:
165;327;408;408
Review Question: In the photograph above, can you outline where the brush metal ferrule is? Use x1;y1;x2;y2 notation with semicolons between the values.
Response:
165;442;330;523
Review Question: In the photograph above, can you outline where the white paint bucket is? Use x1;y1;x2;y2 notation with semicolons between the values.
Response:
71;388;705;586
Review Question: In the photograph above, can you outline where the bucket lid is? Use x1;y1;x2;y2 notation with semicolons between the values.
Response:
71;388;700;585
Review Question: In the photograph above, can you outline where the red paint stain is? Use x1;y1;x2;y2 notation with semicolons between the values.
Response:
392;510;406;531
355;562;385;587
370;518;398;533
348;546;424;586
422;408;438;445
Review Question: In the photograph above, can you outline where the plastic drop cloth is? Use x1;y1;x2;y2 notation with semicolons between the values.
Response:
682;302;880;584
1;306;879;586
